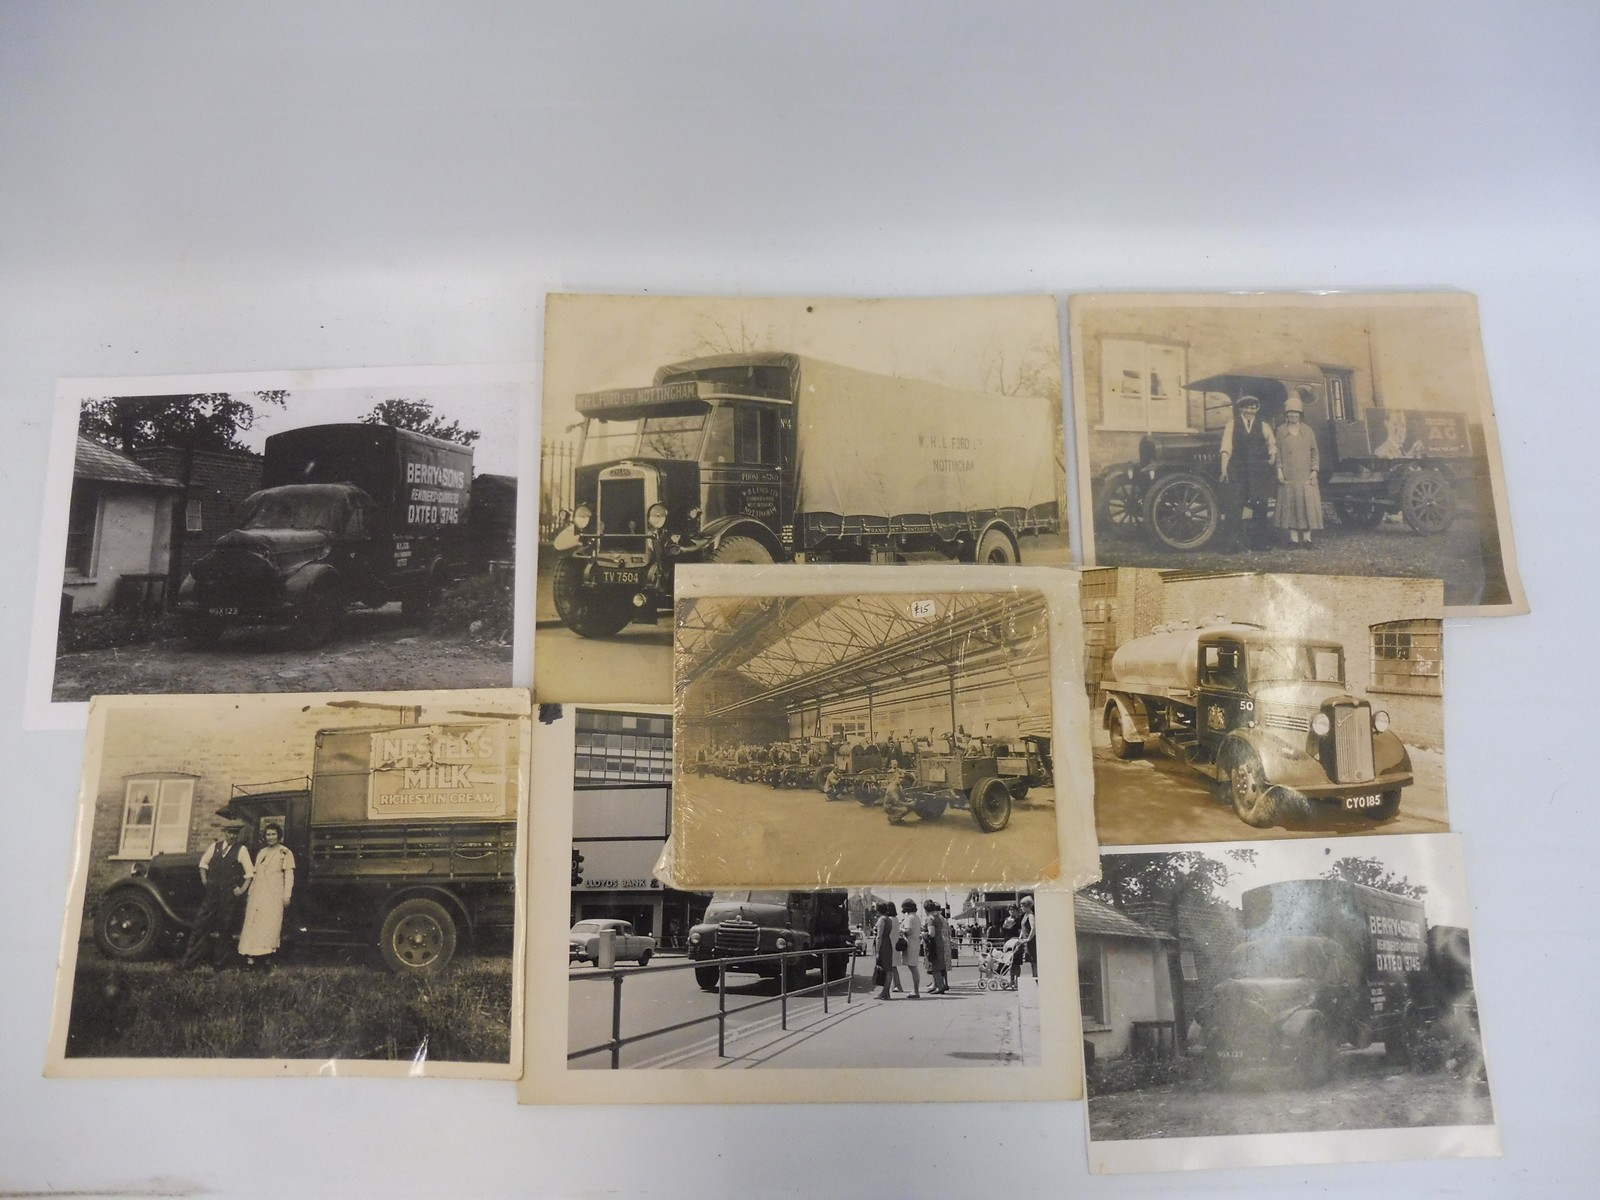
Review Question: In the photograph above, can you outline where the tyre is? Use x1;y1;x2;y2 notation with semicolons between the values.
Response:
292;587;342;649
1292;1020;1337;1088
694;964;720;991
1225;747;1278;828
973;526;1018;565
1334;498;1386;529
1399;468;1457;534
93;889;167;961
1005;781;1029;801
551;555;634;638
637;949;653;967
378;898;458;976
1357;789;1403;823
1107;714;1142;760
814;766;833;792
184;618;226;649
708;535;775;565
970;776;1013;833
913;793;949;821
1095;469;1141;537
1144;472;1222;550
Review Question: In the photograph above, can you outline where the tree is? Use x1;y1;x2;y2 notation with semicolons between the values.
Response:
358;399;480;446
78;390;288;454
1081;848;1257;910
1322;856;1428;899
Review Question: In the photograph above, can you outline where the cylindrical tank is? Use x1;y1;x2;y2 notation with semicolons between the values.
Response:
1107;622;1261;694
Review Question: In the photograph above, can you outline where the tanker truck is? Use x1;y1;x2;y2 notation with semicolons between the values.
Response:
547;353;1062;637
1100;620;1412;828
1201;879;1477;1087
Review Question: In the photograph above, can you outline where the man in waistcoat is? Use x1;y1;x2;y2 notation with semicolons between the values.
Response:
1219;394;1278;549
179;819;255;969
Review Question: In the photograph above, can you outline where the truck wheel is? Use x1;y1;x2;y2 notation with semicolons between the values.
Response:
1334;499;1386;529
1108;716;1142;760
184;618;226;649
379;898;457;976
708;535;774;565
1226;748;1278;828
1144;472;1222;550
973;527;1018;565
637;949;653;967
913;794;949;821
1095;470;1141;537
94;890;167;961
1400;468;1457;534
814;766;833;792
1358;789;1403;823
1293;1020;1337;1088
694;965;720;991
551;556;634;638
293;588;342;649
1006;781;1029;801
970;776;1013;832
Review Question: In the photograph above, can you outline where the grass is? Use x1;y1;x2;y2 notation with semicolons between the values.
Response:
65;955;512;1064
428;573;514;643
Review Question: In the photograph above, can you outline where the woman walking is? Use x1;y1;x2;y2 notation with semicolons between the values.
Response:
898;898;923;999
238;822;294;970
1274;393;1323;547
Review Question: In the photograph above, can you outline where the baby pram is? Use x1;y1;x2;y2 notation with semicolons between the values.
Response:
977;937;1019;991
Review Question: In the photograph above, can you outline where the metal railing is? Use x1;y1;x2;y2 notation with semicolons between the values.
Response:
568;945;858;1069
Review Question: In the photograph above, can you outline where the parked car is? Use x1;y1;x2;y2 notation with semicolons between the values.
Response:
569;919;656;966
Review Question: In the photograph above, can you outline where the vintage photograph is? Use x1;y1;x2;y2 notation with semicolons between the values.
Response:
27;364;532;728
1070;292;1526;616
1080;834;1498;1172
521;705;1084;1104
534;293;1071;704
663;565;1097;891
46;689;529;1078
1084;570;1448;845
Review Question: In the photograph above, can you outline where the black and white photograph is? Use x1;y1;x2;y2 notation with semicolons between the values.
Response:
534;293;1071;704
662;565;1097;891
1084;569;1449;845
1079;834;1498;1172
46;689;529;1078
1070;292;1526;617
27;365;533;728
521;705;1083;1104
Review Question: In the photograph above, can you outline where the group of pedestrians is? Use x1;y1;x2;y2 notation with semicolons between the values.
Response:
872;898;954;999
177;818;296;972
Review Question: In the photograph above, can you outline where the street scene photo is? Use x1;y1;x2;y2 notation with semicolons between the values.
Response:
46;689;528;1077
534;293;1071;704
1070;292;1525;616
1084;570;1449;845
1080;834;1497;1172
668;588;1062;888
35;366;527;720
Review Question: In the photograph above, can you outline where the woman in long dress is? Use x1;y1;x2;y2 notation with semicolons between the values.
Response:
1274;395;1323;546
239;822;295;969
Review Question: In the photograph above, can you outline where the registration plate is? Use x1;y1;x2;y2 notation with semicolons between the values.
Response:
207;606;239;617
598;568;643;586
1342;793;1384;810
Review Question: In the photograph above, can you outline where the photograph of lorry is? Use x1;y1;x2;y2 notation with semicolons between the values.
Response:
92;719;520;976
176;423;473;647
1101;620;1412;828
547;353;1062;638
687;889;855;990
1201;878;1481;1088
1095;360;1475;552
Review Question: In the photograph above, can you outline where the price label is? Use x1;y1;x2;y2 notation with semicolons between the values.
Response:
910;599;936;619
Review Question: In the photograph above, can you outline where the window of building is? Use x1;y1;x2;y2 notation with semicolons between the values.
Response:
1179;948;1199;983
1099;338;1189;432
1079;944;1107;1026
574;709;674;786
1371;619;1443;696
116;777;195;859
185;498;203;532
65;486;100;575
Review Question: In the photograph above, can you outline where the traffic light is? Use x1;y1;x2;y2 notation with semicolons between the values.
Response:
571;848;585;886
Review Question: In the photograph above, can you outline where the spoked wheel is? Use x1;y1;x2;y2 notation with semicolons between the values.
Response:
1144;472;1222;550
1095;469;1142;537
1400;468;1457;534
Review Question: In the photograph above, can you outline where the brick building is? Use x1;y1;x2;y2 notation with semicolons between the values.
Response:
130;445;263;593
62;437;181;614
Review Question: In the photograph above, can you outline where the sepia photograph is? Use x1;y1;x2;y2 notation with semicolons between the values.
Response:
662;565;1097;891
1070;292;1526;617
27;365;532;729
534;293;1071;704
1083;570;1449;845
46;689;529;1078
521;704;1084;1104
1080;834;1498;1172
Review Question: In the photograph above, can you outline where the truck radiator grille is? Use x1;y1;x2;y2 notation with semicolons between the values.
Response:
599;477;646;537
716;919;760;955
1332;703;1376;783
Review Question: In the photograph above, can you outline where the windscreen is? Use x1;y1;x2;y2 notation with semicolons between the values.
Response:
1230;935;1349;983
240;488;352;534
1247;642;1345;686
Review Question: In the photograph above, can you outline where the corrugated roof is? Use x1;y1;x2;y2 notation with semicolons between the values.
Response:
75;437;182;489
1074;893;1173;942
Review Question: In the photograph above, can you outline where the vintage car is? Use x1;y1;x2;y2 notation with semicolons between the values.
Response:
568;918;656;966
1096;361;1472;550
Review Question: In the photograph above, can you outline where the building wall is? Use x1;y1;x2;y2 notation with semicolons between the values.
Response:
132;446;263;586
1082;933;1175;1061
1123;897;1244;1042
63;485;174;612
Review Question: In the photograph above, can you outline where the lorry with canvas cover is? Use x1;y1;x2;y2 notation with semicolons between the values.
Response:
549;353;1062;637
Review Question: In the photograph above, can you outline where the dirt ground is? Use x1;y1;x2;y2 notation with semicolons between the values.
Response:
51;604;513;701
1089;1047;1495;1141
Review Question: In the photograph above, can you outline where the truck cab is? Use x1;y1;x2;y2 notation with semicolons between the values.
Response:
688;889;853;990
